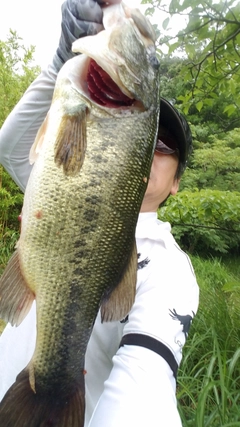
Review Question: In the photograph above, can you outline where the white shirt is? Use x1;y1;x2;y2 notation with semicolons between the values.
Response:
0;213;198;426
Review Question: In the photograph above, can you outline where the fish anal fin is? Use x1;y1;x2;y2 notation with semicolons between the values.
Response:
29;363;36;393
54;108;87;176
0;368;85;427
0;250;35;326
101;242;137;322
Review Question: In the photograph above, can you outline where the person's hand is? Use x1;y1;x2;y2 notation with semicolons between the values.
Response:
55;0;121;69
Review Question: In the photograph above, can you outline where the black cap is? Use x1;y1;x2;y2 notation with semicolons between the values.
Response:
159;98;193;174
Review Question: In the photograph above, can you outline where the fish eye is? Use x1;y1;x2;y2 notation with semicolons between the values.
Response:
150;55;160;69
147;46;160;69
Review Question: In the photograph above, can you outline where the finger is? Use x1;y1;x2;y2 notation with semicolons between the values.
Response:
70;0;103;23
99;0;122;5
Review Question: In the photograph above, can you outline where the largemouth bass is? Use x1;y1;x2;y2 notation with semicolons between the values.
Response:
0;3;160;426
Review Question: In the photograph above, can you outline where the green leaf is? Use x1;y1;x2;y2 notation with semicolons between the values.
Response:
222;281;240;292
223;104;237;116
162;17;170;30
168;41;180;54
196;101;203;112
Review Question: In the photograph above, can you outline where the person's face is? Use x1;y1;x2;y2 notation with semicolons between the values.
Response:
140;152;180;212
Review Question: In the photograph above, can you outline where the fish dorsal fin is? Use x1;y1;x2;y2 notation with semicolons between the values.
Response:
54;107;87;176
100;241;137;322
123;4;156;43
29;113;49;165
0;250;35;326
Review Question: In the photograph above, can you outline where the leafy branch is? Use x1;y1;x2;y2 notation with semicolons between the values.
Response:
145;0;240;120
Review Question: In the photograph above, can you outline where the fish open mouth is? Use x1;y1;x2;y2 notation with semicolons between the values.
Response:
87;59;134;108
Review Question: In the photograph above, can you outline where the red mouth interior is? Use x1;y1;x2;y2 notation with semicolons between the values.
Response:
87;59;134;108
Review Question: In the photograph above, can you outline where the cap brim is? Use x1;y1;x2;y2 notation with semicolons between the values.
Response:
159;98;187;164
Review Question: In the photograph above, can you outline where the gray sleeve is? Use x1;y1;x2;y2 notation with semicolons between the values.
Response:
0;64;57;192
0;0;104;192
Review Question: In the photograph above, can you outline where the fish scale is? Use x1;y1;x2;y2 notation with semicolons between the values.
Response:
0;3;160;426
13;112;155;392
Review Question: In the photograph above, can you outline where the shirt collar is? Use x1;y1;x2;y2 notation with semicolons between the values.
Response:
136;212;173;247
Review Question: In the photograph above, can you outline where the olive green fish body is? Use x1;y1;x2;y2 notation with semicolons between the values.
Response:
0;3;160;426
20;99;157;390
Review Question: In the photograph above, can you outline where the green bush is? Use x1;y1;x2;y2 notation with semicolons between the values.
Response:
158;189;240;255
0;30;40;127
0;166;23;272
181;128;240;193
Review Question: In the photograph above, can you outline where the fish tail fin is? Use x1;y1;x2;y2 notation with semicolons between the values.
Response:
0;369;85;427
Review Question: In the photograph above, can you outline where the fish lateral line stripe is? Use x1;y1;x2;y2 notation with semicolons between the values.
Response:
119;333;178;380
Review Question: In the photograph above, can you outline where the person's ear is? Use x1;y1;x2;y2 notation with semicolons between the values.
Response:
170;178;180;195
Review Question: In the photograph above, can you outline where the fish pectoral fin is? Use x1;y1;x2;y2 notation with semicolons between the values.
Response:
101;241;137;322
29;113;50;165
54;107;87;176
0;250;35;326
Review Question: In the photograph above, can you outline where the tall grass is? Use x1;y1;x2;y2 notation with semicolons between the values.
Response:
178;330;240;426
178;256;240;426
0;229;19;274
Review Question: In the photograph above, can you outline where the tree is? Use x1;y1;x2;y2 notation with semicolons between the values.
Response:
181;127;240;192
0;30;40;127
158;189;240;255
144;0;240;128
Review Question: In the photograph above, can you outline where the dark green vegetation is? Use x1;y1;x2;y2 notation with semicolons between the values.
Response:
0;4;240;423
147;1;240;424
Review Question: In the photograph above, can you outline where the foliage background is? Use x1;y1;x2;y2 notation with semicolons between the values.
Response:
0;3;240;424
